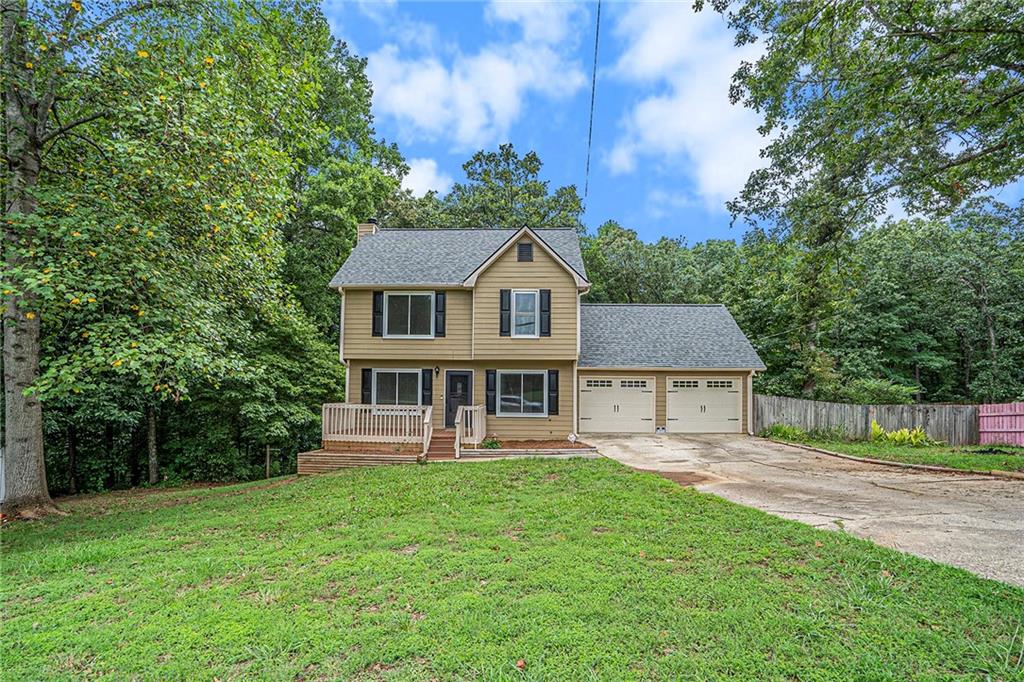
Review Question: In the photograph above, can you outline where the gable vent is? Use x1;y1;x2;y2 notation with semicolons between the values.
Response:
517;242;533;262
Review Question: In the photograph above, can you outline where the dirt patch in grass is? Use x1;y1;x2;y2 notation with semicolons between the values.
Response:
633;468;713;487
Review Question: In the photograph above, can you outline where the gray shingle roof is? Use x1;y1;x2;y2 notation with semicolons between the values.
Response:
329;228;587;287
580;304;766;370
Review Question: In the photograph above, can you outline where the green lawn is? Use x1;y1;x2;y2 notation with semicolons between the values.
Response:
791;439;1024;473
3;459;1023;680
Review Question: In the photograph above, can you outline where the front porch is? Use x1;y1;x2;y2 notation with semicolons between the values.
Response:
297;403;488;473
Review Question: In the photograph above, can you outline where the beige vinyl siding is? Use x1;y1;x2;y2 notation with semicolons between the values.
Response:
349;359;575;439
342;289;472;360
472;237;578;359
577;369;750;433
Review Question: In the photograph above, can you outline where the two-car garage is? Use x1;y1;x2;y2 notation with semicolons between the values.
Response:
578;374;745;434
577;304;766;436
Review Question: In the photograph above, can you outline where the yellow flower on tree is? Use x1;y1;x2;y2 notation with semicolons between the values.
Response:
70;0;82;11
112;359;123;367
137;50;149;58
26;312;36;319
204;56;214;66
70;297;81;305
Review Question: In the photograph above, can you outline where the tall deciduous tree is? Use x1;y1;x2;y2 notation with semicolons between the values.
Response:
2;0;327;515
382;144;584;230
702;0;1024;226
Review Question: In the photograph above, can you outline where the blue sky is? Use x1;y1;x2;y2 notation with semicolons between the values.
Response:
323;0;767;244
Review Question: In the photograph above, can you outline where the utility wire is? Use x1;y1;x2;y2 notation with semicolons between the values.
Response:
583;0;602;201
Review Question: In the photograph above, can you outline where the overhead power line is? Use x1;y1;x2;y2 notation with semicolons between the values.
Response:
583;0;602;201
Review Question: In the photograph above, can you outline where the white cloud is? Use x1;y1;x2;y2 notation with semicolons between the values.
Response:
646;188;700;220
486;1;584;44
366;1;586;150
607;3;767;212
403;158;454;197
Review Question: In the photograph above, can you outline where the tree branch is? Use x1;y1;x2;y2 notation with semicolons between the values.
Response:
39;110;107;144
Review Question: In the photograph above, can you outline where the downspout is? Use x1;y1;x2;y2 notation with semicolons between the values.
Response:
747;370;755;435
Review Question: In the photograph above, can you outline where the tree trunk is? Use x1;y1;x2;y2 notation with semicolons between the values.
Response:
2;0;53;515
67;424;78;495
147;405;158;485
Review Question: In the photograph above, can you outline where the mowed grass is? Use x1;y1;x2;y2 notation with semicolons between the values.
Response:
3;458;1023;680
798;439;1024;473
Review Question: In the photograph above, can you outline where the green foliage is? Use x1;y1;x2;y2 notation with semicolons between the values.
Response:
382;143;583;230
3;1;385;494
871;420;932;448
4;459;1022;678
797;440;1024;474
758;424;808;441
704;0;1024;225
582;203;1024;404
481;437;502;450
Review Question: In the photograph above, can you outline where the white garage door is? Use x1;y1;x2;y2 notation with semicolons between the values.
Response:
579;376;655;433
666;377;742;433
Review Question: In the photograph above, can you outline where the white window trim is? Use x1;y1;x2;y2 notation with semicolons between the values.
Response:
371;368;422;406
511;289;540;339
383;291;435;339
496;369;548;418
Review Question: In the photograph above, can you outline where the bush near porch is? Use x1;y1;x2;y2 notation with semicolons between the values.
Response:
3;458;1021;679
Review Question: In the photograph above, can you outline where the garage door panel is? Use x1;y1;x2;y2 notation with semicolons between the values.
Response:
579;376;655;433
666;377;742;433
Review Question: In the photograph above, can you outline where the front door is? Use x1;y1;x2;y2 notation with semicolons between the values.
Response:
445;371;473;428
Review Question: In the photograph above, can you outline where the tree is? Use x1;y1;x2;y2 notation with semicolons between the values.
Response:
382;144;584;230
2;0;328;515
280;41;403;340
702;0;1024;226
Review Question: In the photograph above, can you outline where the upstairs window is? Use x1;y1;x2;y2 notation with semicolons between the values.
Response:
517;242;533;262
384;292;434;337
512;290;539;337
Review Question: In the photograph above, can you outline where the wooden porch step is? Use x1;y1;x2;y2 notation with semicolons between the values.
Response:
298;450;420;474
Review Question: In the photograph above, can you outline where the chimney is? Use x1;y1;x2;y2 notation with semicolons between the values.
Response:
356;217;378;242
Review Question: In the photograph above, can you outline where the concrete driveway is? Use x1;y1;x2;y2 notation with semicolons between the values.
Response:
588;433;1024;587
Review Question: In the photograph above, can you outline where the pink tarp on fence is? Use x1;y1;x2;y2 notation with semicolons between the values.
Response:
979;402;1024;446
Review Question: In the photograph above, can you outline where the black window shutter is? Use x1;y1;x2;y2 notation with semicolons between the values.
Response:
371;291;384;337
361;368;373;404
547;370;559;415
434;291;446;337
499;289;511;337
540;289;551;337
421;369;433;406
486;370;497;414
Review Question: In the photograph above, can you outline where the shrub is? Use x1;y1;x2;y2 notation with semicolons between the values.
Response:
481;437;502;450
871;420;931;447
759;424;808;441
842;378;917;405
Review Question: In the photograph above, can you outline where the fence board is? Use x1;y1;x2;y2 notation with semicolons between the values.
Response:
754;395;979;445
979;402;1024;446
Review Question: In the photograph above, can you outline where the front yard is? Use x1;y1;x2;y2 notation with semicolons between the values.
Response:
3;458;1022;679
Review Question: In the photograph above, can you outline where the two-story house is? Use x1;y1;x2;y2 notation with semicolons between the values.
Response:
299;222;764;472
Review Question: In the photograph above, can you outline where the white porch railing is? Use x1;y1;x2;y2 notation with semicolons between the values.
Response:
454;404;487;459
322;403;431;444
421;406;433;457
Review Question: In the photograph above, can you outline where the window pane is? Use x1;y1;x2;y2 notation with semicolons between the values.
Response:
375;372;397;404
397;372;419;405
522;373;545;414
499;373;522;414
386;295;409;335
514;292;537;336
409;295;432;336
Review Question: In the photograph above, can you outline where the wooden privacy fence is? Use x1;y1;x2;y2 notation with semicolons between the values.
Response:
753;394;979;445
979;402;1024;446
